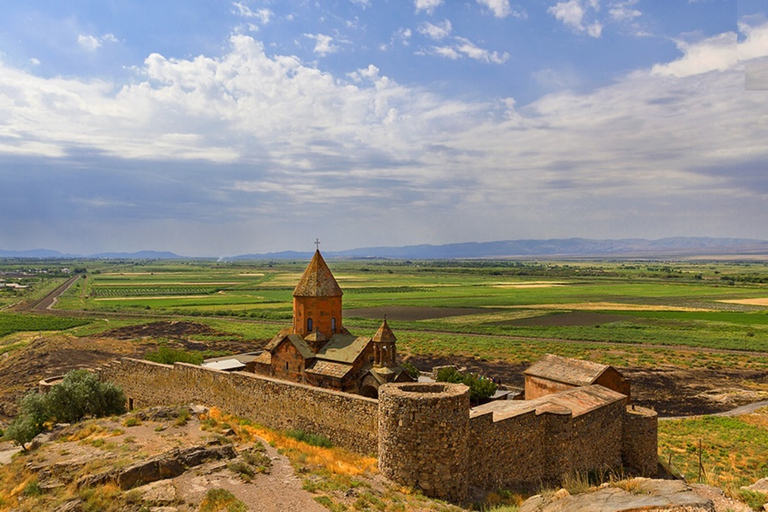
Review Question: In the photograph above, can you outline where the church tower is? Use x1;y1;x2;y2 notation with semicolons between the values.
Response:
292;250;343;345
372;318;397;368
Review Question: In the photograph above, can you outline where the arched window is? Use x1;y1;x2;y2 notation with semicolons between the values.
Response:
307;318;313;332
331;317;337;333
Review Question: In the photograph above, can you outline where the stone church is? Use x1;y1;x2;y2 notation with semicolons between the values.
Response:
251;250;413;396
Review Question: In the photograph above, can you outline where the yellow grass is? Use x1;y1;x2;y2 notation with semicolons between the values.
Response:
95;282;241;286
490;301;716;312
719;298;768;306
207;408;377;477
237;273;264;277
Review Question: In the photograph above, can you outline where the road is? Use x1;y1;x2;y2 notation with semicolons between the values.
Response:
28;275;82;312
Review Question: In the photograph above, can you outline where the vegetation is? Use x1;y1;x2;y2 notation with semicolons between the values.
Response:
436;367;498;404
143;345;204;365
3;370;126;450
285;428;334;448
0;313;91;338
199;488;248;512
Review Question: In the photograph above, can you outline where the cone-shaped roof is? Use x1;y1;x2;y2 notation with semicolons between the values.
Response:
293;250;343;297
372;319;397;344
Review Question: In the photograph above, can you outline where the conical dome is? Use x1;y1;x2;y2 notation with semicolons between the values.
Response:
372;319;397;344
293;250;343;297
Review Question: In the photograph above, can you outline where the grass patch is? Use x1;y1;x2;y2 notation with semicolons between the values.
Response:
199;488;247;512
285;429;333;448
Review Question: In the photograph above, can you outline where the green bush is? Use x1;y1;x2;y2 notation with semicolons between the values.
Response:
5;370;126;450
143;346;203;365
285;429;333;448
436;367;497;404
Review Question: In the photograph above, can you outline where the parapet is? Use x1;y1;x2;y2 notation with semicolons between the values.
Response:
378;382;470;501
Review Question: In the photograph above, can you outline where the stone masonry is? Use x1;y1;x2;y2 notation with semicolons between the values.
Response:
97;358;658;502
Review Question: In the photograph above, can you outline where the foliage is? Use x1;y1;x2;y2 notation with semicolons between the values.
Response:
286;429;334;448
199;488;247;512
401;361;421;379
4;414;42;451
46;370;126;423
436;367;497;404
0;313;91;338
738;488;768;510
5;370;127;450
143;345;203;365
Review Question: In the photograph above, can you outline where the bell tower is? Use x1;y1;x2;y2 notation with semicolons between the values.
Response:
372;318;397;368
292;248;343;343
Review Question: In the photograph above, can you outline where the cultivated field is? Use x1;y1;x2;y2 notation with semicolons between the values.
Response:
3;257;768;501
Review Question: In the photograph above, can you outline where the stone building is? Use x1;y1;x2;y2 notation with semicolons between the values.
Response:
524;353;631;401
251;250;413;395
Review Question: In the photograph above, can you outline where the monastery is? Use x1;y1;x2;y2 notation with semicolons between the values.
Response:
250;249;413;396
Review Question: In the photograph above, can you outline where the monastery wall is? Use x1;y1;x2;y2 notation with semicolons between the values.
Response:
98;360;657;502
97;358;379;454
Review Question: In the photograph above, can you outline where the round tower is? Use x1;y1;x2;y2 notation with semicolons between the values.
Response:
378;382;470;501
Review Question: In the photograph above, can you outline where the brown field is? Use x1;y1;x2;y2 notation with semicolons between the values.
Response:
494;301;716;312
720;298;768;306
494;311;633;327
344;306;502;321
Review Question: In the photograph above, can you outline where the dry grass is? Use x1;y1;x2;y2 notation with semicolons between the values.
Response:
495;302;716;312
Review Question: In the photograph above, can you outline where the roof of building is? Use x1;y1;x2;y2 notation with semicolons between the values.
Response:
372;319;397;343
470;384;626;421
524;354;613;386
293;250;343;297
316;334;370;364
305;360;353;379
266;332;315;360
202;359;246;371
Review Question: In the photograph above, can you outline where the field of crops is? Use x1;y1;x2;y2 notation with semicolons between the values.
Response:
0;313;92;338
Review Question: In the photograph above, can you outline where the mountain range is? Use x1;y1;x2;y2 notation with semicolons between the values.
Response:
3;237;768;260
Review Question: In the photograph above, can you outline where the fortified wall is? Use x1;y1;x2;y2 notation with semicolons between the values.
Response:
98;358;657;501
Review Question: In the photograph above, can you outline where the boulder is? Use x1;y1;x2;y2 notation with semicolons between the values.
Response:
520;479;715;512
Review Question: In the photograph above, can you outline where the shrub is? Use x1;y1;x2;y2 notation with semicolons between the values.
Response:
46;370;126;423
199;488;247;512
144;346;203;365
401;361;421;379
4;415;42;451
286;429;333;448
436;367;497;404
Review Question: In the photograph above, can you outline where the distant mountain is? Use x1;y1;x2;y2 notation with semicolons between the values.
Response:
0;249;77;258
3;237;768;261
231;237;768;260
88;251;183;259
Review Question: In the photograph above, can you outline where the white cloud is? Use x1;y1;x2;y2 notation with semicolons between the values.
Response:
476;0;513;19
415;0;444;15
418;20;452;40
77;33;118;51
609;0;641;21
651;32;737;78
305;33;339;56
4;27;768;250
548;0;603;38
420;37;509;64
350;0;371;6
29;58;41;66
232;2;272;24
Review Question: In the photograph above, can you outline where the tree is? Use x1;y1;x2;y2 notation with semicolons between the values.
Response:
46;370;126;423
4;415;42;451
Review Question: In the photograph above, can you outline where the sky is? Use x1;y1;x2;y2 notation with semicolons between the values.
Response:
1;0;767;257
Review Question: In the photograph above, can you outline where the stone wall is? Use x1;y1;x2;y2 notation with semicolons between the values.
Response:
378;383;470;501
97;358;379;454
622;405;659;476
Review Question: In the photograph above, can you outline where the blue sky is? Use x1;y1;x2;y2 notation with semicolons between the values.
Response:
1;0;767;256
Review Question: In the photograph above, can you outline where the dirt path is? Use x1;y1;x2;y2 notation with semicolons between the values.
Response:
27;275;81;311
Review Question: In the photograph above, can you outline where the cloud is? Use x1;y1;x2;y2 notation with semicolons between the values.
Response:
476;0;526;19
305;33;340;56
651;32;737;78
415;0;444;15
77;33;118;51
548;0;603;37
232;2;272;24
609;0;641;21
3;25;768;252
421;36;509;64
418;20;452;40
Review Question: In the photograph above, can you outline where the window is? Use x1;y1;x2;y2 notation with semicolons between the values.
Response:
285;362;289;371
331;317;336;332
307;318;313;332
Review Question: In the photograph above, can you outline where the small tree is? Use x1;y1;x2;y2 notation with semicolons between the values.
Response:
4;415;41;451
46;370;126;423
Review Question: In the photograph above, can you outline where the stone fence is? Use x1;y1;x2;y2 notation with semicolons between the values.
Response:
97;359;657;502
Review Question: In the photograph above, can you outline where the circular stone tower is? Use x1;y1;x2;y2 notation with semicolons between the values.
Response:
378;382;470;501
